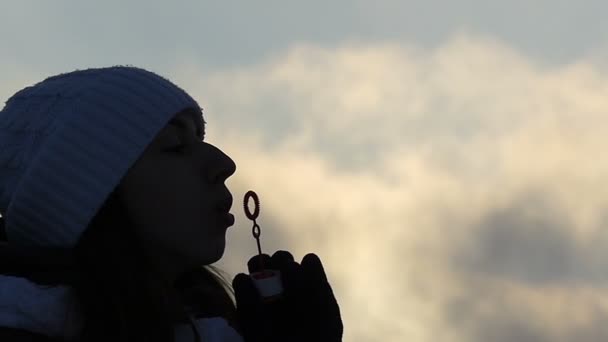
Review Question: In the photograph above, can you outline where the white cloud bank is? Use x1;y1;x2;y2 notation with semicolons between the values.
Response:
173;34;608;341
2;32;607;341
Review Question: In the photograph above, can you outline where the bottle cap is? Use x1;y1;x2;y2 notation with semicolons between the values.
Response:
250;269;283;298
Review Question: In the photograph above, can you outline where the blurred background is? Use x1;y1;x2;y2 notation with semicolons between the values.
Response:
2;1;608;341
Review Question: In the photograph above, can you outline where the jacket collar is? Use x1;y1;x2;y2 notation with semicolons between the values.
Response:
0;274;244;342
0;274;83;340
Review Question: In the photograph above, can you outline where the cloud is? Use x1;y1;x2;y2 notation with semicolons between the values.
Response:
170;33;608;341
454;190;608;286
1;31;607;341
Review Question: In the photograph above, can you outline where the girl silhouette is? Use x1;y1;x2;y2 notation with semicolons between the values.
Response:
0;66;342;341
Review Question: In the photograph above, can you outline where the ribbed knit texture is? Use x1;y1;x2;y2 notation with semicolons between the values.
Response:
0;66;202;249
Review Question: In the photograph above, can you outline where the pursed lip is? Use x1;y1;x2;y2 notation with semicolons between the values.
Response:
216;195;233;213
216;194;234;227
222;212;235;227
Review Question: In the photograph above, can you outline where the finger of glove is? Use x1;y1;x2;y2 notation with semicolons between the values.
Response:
280;260;305;295
301;254;343;341
319;284;344;340
270;250;295;270
233;274;271;342
247;254;271;273
280;260;308;321
233;273;262;313
300;254;337;313
301;253;329;285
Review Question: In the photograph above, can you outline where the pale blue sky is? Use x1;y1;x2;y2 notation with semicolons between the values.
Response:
1;0;607;71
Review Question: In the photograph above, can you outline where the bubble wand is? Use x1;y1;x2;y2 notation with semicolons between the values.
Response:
243;190;283;300
244;190;264;270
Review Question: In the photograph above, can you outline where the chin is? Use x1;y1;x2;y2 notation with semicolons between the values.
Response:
197;243;226;265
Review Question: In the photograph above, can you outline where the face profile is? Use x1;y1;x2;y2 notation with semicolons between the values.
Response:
118;109;237;277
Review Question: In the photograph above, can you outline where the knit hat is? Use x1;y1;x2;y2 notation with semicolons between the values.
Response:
0;66;202;249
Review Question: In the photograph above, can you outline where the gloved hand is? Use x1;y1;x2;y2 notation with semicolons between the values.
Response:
232;251;343;342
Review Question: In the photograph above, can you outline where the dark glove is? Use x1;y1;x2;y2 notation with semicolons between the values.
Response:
232;251;343;342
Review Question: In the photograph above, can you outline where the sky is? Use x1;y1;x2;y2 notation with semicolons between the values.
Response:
2;1;608;341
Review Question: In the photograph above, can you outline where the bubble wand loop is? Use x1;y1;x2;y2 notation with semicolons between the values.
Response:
244;190;264;270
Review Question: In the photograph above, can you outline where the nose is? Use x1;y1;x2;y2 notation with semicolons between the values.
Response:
206;144;236;184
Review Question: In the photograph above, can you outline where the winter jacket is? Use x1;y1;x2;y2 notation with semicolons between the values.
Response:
0;242;244;342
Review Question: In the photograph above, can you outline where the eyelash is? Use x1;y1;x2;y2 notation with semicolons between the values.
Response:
163;133;205;154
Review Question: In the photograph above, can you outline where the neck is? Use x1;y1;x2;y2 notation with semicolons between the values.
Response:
135;240;193;323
